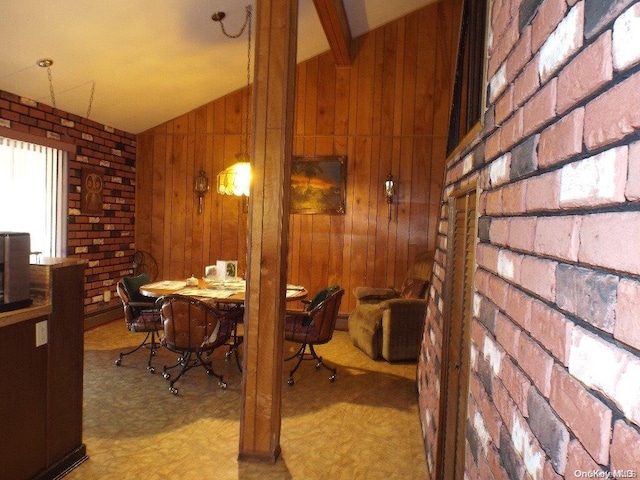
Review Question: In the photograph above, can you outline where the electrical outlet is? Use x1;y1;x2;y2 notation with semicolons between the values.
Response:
104;290;111;302
36;320;48;347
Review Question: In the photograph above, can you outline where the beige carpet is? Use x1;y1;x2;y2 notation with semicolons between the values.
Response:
64;319;428;480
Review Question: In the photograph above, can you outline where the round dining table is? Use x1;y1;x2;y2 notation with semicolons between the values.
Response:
139;278;307;305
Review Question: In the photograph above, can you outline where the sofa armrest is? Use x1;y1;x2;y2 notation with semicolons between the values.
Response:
380;298;428;362
347;303;385;359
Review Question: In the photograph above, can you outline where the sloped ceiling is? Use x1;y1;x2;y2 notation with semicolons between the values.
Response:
0;0;434;134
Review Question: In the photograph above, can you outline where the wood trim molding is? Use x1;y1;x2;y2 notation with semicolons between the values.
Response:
0;126;76;152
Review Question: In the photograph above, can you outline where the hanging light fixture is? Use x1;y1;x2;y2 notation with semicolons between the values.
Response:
213;6;253;202
217;162;251;196
37;58;96;118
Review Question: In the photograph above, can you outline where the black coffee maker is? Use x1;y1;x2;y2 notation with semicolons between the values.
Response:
0;232;32;312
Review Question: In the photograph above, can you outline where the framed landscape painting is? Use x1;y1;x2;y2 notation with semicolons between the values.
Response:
290;155;346;215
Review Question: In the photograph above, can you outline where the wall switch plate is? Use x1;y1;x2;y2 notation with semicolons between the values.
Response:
36;320;48;347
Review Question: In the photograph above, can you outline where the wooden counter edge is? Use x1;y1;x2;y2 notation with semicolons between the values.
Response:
0;304;53;328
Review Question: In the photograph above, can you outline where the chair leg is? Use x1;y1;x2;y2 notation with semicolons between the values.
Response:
164;351;193;395
309;344;336;382
114;331;160;373
197;351;227;389
285;343;307;386
223;311;244;373
145;330;160;373
225;332;243;372
284;343;337;386
162;350;227;395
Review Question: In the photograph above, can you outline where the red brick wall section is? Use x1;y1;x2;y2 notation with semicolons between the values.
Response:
418;0;640;478
0;90;137;317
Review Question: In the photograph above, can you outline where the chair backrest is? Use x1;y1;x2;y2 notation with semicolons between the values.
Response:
306;288;344;344
306;285;340;312
122;273;152;303
116;280;136;323
159;295;233;351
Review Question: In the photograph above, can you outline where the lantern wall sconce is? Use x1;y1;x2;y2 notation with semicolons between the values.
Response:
385;173;395;221
194;169;209;214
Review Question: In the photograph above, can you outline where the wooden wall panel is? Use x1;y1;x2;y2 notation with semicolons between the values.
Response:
135;2;456;313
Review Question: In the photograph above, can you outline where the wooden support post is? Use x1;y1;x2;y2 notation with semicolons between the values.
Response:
238;0;298;463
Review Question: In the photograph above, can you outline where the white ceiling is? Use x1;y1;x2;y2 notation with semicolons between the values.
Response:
0;0;433;134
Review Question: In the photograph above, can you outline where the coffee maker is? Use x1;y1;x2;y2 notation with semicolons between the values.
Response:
0;232;32;312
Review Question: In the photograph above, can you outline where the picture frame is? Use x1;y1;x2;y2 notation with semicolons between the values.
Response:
216;260;238;280
290;155;346;215
81;168;104;215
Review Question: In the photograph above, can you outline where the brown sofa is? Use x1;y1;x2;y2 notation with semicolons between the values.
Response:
347;251;434;361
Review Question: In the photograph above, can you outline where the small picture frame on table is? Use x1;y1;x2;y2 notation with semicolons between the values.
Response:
216;260;238;281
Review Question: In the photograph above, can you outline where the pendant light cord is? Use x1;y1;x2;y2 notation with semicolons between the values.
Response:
213;5;252;159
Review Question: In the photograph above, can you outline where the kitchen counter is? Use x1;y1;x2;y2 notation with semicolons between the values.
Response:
0;257;85;329
0;258;86;480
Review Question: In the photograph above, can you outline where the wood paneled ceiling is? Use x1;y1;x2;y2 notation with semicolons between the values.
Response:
0;0;435;134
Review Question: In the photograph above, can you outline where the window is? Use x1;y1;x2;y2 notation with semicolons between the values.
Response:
0;137;67;257
447;0;488;154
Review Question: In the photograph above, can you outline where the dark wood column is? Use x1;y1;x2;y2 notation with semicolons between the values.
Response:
238;0;298;462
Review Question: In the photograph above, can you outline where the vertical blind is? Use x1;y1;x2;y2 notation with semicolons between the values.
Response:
0;137;67;257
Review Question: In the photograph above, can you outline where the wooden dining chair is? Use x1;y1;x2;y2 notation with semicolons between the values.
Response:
284;286;344;386
218;303;244;372
158;294;237;395
114;275;162;373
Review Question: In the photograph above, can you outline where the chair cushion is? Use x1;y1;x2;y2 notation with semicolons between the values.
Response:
129;310;161;333
284;315;320;343
123;273;152;303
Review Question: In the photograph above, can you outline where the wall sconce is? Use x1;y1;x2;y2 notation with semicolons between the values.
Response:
385;173;395;221
194;169;209;214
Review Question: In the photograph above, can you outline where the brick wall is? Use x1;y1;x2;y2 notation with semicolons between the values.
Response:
419;0;640;477
0;90;137;317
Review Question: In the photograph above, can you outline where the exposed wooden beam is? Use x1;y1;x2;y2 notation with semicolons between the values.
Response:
312;0;352;66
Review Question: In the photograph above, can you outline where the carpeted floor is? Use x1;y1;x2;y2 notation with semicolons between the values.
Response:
64;319;429;480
